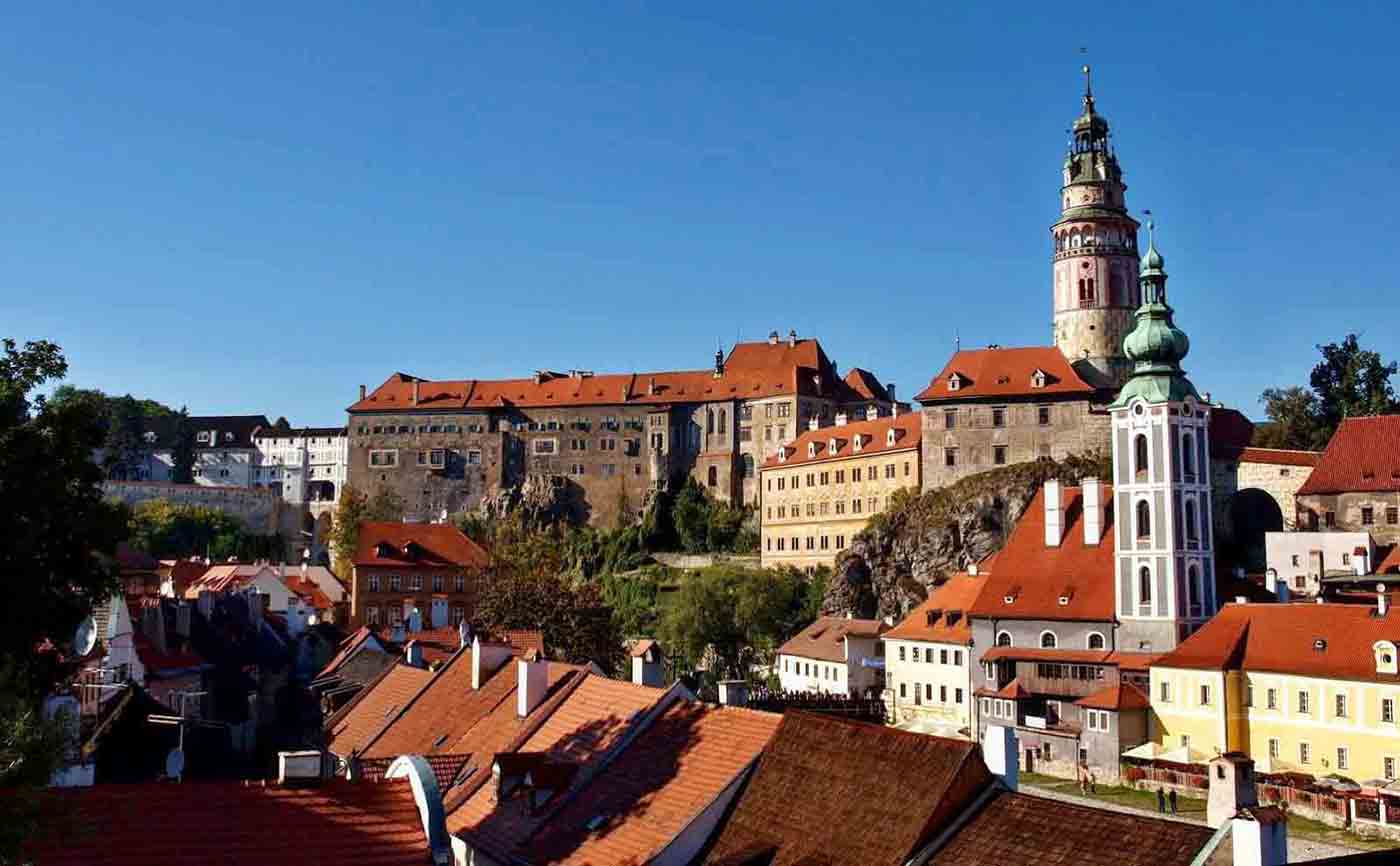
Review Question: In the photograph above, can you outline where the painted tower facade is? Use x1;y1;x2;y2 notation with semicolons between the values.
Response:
1109;226;1216;653
1052;68;1140;390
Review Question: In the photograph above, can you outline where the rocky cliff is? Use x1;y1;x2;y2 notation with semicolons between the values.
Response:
824;453;1110;621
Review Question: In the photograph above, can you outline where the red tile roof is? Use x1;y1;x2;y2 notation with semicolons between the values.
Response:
159;559;212;597
776;616;889;664
914;346;1096;403
132;633;206;674
884;575;985;644
325;662;434;757
1075;683;1150;711
1208;407;1256;459
1376;544;1400;574
319;626;380;679
284;575;334;611
1153;602;1400;685
967;485;1116;622
842;367;892;402
704;712;994;866
1235;447;1322;467
25;777;431;866
927;790;1214;866
629;638;658;658
401;627;544;666
525;702;782;865
1298;415;1400;495
354;521;490;569
761;412;921;469
990;679;1032;700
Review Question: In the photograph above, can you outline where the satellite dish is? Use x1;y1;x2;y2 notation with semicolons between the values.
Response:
73;616;97;657
165;747;185;780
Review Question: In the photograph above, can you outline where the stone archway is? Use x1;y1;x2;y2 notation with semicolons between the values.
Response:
1228;488;1284;571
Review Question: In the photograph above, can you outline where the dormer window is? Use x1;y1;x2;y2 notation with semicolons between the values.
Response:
948;373;963;392
1313;638;1327;652
828;438;838;455
1376;641;1398;675
887;429;897;446
807;443;817;458
852;435;863;453
777;448;787;463
1031;369;1047;389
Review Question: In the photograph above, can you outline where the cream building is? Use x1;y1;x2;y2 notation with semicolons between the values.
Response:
776;615;889;696
758;411;921;571
883;571;984;737
1150;600;1400;783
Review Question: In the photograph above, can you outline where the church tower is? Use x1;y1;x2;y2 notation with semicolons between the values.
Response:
1052;67;1140;390
1109;224;1215;653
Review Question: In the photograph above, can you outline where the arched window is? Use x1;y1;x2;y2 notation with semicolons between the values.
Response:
1182;432;1196;479
706;410;714;435
1185;500;1199;542
1040;631;1058;649
718;409;727;435
995;631;1012;647
707;466;718;487
1071;230;1081;249
1134;434;1149;480
741;454;755;478
1136;500;1151;539
1138;566;1153;606
1087;632;1106;650
1188;565;1201;609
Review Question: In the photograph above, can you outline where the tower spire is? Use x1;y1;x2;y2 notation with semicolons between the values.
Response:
1082;64;1094;112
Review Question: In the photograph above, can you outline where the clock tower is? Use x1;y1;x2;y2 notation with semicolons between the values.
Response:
1051;67;1140;390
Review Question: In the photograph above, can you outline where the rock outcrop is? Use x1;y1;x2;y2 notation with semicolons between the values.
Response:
824;453;1110;621
479;473;584;527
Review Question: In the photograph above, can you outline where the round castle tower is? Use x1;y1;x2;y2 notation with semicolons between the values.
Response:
1051;67;1139;390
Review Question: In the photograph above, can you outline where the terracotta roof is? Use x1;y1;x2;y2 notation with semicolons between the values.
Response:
914;346;1096;403
348;338;853;413
359;753;471;791
400;627;544;666
841;368;892;402
325;662;434;757
884;575;985;644
1075;683;1150;711
1376;545;1400;575
1153;602;1400;684
776;616;889;664
525;702;782;865
1235;447;1321;467
1298;415;1400;495
1207;407;1256;459
184;563;272;595
132;632;206;674
319;626;381;679
354;521;490;569
629;638;658;658
25;777;431;866
928;789;1214;866
284;575;334;610
159;559;212;597
1104;651;1162;672
967;485;1116;622
991;679;1032;700
704;712;993;866
761;412;921;469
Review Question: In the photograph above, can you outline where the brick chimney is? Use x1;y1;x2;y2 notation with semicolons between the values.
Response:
517;651;549;718
886;383;896;402
1044;480;1064;548
358;384;366;401
768;330;780;345
411;380;420;405
1082;477;1102;546
471;635;513;690
787;329;797;347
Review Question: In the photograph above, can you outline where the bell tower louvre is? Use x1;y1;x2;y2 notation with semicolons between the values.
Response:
1051;66;1140;391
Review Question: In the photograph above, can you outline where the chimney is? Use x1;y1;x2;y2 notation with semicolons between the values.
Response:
1082;477;1102;546
768;330;779;345
1044;480;1064;548
1207;752;1259;828
631;641;665;687
405;640;424;669
411;380;420;405
835;412;848;427
1379;583;1390;617
886;383;896;403
717;680;749;707
865;405;878;421
517;652;549;718
808;417;819;432
278;750;325;784
714;350;724;378
358;384;366;401
787;329;797;347
471;635;513;690
1230;809;1288;866
647;376;656;396
982;724;1019;792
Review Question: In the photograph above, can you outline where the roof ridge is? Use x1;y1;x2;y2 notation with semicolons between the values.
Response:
357;643;478;756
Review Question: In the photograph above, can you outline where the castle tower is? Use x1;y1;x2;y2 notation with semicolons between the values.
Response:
1052;67;1140;390
1109;224;1215;652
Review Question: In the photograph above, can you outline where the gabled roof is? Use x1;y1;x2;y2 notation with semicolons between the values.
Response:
991;679;1032;700
762;412;921;469
914;346;1096;403
841;367;892;402
284;575;334;610
884;575;985;645
354;522;490;569
1235;447;1321;467
776;616;889;664
319;626;382;679
325;661;434;757
25;777;432;866
967;485;1115;623
523;702;782;865
1152;602;1400;685
704;712;993;866
1075;683;1151;711
1298;415;1400;495
160;414;271;449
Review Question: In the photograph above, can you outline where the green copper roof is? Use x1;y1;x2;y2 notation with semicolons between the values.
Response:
1110;223;1200;409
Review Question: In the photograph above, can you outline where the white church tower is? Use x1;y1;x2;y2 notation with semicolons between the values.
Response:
1109;223;1215;652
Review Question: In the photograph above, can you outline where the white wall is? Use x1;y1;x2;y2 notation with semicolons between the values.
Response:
1265;531;1372;596
885;637;973;733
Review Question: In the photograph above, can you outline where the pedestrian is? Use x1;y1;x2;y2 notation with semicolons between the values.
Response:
1089;772;1097;794
1168;788;1178;815
1156;788;1166;813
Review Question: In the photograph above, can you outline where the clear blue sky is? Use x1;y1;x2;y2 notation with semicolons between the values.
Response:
4;3;1397;426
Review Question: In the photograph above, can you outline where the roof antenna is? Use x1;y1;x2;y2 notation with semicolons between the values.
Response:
954;330;961;352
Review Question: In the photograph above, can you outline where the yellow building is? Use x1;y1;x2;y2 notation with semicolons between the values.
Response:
1149;600;1400;783
758;411;921;570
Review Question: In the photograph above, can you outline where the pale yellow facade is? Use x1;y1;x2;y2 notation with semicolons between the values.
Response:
759;445;920;570
1151;665;1400;782
884;637;974;737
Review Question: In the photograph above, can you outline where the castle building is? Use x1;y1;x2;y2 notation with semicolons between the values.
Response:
346;331;899;526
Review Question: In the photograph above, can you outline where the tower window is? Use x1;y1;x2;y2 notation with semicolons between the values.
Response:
1185;500;1199;543
1136;500;1151;540
1138;566;1153;607
1188;565;1202;614
1134;434;1149;480
1181;432;1196;480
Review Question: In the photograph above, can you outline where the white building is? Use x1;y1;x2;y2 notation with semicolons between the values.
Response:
1264;530;1373;596
252;426;348;506
775;615;888;696
137;415;270;487
883;571;983;737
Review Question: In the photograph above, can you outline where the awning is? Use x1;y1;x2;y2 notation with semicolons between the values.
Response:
1121;742;1162;760
1158;745;1210;765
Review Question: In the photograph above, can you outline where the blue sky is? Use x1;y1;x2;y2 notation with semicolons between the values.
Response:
3;3;1397;425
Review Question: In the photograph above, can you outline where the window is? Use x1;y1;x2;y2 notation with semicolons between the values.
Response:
944;409;956;429
1037;405;1051;426
898;645;906;661
1087;632;1105;650
1040;631;1058;649
432;575;443;593
851;467;861;482
1389;507;1399;526
1247;685;1254;707
532;439;557;455
1298;690;1311;715
365;605;380;625
1134;434;1149;479
410;575;423;592
1325;510;1336;528
1335;694;1348;718
1185;500;1199;542
940;649;949;664
912;647;921;663
1159;680;1171;702
944;448;957;467
980;697;990;717
991;407;1006;428
1136;500;1151;539
1387;757;1398;781
1200;684;1211;706
1363;507;1376;526
994;445;1007;466
900;683;907;698
885;463;895;479
467;449;482;465
1299;743;1311;765
369;449;398;467
1138;566;1153;606
455;575;465;593
1267;688;1278;710
956;688;964;704
995;631;1012;647
1384;698;1395;724
390;575;402;592
1337;747;1349;771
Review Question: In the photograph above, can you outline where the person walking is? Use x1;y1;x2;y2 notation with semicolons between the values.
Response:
1156;788;1166;813
1168;788;1178;815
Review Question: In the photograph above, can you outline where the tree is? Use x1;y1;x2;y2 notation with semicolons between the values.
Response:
126;499;279;560
1254;386;1325;451
171;407;196;484
1256;334;1399;449
48;385;179;480
329;485;405;576
474;571;624;675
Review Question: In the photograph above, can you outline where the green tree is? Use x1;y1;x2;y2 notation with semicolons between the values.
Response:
1;339;127;858
171;407;196;484
1310;334;1398;433
474;570;624;675
1254;387;1325;450
125;498;278;560
329;485;405;576
671;479;710;553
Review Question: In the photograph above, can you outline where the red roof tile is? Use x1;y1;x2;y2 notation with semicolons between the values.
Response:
704;712;994;866
914;346;1096;403
354;521;490;569
842;367;892;402
1235;447;1321;467
761;412;921;469
25;778;431;866
967;485;1116;622
319;626;380;679
776;616;889;664
1376;545;1400;575
928;790;1214;866
1075;683;1150;711
284;575;334;610
1153;602;1400;685
884;575;985;644
325;662;434;757
132;632;205;673
992;679;1032;700
1298;415;1400;495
